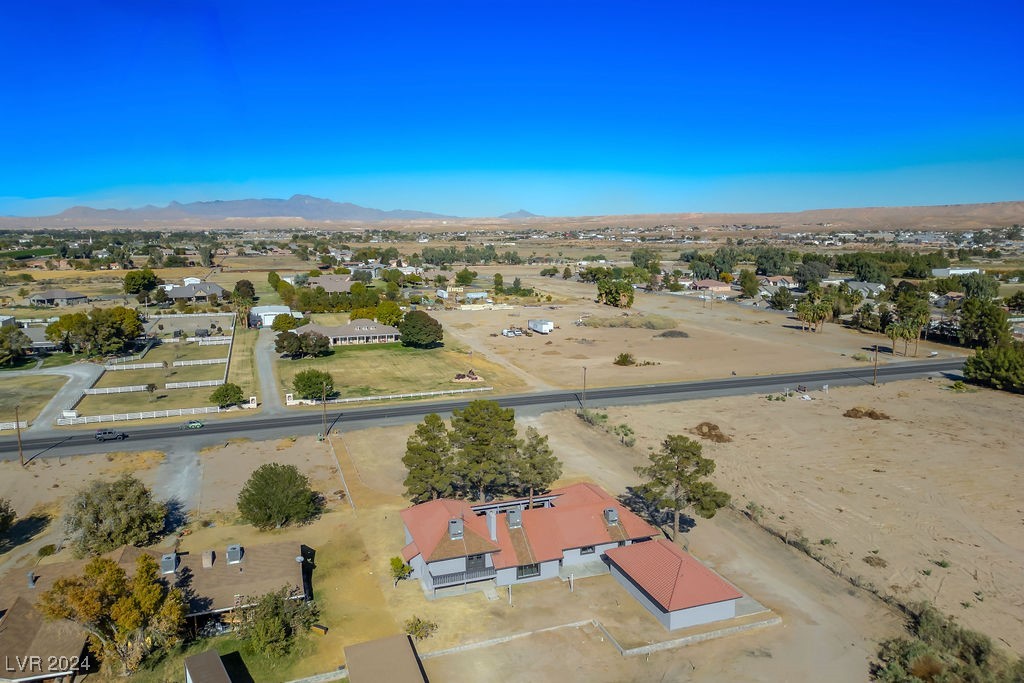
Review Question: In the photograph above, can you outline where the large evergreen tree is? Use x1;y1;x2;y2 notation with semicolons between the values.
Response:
402;414;455;502
399;310;443;348
64;475;165;556
634;435;730;542
450;400;519;500
514;427;562;506
237;463;319;530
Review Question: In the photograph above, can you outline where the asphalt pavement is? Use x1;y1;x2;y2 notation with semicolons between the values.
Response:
0;357;964;462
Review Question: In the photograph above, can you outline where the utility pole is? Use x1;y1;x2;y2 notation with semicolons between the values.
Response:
581;366;587;412
321;382;328;439
872;344;879;386
15;405;24;467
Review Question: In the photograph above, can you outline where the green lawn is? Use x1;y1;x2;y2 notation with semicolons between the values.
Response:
277;343;524;399
0;375;67;425
93;362;224;389
75;386;220;414
40;352;77;368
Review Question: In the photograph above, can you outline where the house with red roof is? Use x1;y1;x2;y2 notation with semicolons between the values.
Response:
605;538;742;630
400;483;659;592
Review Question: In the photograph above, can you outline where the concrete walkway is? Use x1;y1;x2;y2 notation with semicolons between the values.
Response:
2;362;105;433
254;327;286;415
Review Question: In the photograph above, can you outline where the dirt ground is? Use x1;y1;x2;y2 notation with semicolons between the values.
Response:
433;267;967;391
581;379;1024;653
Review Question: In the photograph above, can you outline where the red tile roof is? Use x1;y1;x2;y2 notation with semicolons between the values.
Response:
401;483;659;568
605;539;742;611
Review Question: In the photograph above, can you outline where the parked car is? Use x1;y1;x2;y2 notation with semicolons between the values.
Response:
95;429;128;441
179;420;204;430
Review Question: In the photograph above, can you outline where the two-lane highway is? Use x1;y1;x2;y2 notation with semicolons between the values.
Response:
0;358;964;461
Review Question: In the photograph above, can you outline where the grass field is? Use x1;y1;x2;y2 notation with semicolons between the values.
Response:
226;327;259;400
75;386;220;414
0;374;67;424
276;342;525;398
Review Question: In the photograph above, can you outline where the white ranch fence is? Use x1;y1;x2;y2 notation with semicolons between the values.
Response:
56;406;222;426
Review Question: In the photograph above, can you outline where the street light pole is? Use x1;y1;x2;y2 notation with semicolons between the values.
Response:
15;404;24;467
321;382;328;438
873;344;879;386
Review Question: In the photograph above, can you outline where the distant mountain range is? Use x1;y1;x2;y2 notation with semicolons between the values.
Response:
499;209;543;219
45;194;457;223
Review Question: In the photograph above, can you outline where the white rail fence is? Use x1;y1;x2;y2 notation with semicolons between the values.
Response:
286;386;493;406
172;358;228;367
0;421;28;431
56;406;222;426
85;385;148;395
106;340;157;364
165;379;224;389
104;362;164;371
187;335;232;343
151;313;234;319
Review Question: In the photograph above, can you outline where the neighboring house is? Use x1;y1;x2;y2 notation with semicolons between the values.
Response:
0;542;311;679
931;267;982;278
293;320;400;346
758;275;797;289
691;279;731;294
22;327;56;352
845;281;886;298
400;483;659;593
27;289;87;307
184;650;232;683
0;315;15;329
0;596;89;683
249;305;301;328
463;291;488;303
344;635;428;683
166;282;227;303
307;274;354;294
605;539;742;631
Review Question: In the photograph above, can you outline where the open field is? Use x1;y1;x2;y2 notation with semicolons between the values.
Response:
576;379;1024;652
276;341;527;398
432;267;968;391
0;374;67;424
226;327;259;400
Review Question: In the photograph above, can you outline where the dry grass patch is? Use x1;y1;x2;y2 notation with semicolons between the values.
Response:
582;313;677;329
690;421;732;443
0;374;67;425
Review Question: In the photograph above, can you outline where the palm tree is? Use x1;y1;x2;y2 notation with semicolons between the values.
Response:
885;322;901;355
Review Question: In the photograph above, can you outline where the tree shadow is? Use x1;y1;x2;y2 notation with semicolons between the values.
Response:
173;565;213;615
0;513;52;553
164;498;189;534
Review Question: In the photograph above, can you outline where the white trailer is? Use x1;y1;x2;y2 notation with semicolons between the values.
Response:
528;319;554;334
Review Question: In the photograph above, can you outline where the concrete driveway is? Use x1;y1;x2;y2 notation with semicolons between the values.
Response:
3;362;106;433
255;327;286;415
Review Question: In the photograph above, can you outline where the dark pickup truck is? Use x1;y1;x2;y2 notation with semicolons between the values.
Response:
95;429;128;441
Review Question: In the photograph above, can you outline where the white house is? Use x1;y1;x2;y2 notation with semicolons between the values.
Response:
249;305;301;327
931;267;982;278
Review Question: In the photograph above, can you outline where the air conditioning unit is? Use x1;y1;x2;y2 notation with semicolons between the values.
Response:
507;508;523;529
160;553;178;575
448;518;464;540
226;544;243;565
604;508;619;525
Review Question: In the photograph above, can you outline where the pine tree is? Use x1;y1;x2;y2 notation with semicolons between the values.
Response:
402;414;455;502
514;427;562;507
450;400;518;500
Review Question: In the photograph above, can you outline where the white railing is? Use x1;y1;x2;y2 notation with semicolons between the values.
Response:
172;358;229;367
151;313;233;319
104;362;164;371
286;386;493;406
85;385;148;395
0;421;28;430
56;405;221;425
187;335;232;343
106;339;157;364
165;379;224;389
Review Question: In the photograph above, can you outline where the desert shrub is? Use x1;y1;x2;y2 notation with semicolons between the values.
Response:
863;554;888;568
655;329;689;338
613;352;636;366
405;615;438;641
37;544;56;557
844;407;890;420
584;314;677;330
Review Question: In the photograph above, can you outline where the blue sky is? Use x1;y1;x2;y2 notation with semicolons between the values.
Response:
1;1;1022;217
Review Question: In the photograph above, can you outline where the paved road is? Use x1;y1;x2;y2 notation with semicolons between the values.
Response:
0;358;964;461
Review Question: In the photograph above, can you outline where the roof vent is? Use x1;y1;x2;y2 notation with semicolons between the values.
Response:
226;544;243;565
160;553;178;575
604;508;619;526
507;508;523;529
202;550;214;569
448;518;464;540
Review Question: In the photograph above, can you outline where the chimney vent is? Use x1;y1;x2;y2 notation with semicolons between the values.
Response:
448;518;464;540
226;544;243;565
603;507;619;525
507;508;522;529
486;510;497;541
160;553;178;575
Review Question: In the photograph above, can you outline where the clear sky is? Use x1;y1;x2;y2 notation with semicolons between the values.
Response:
1;1;1022;217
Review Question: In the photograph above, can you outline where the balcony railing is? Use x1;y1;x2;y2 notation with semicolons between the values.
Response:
430;566;497;588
